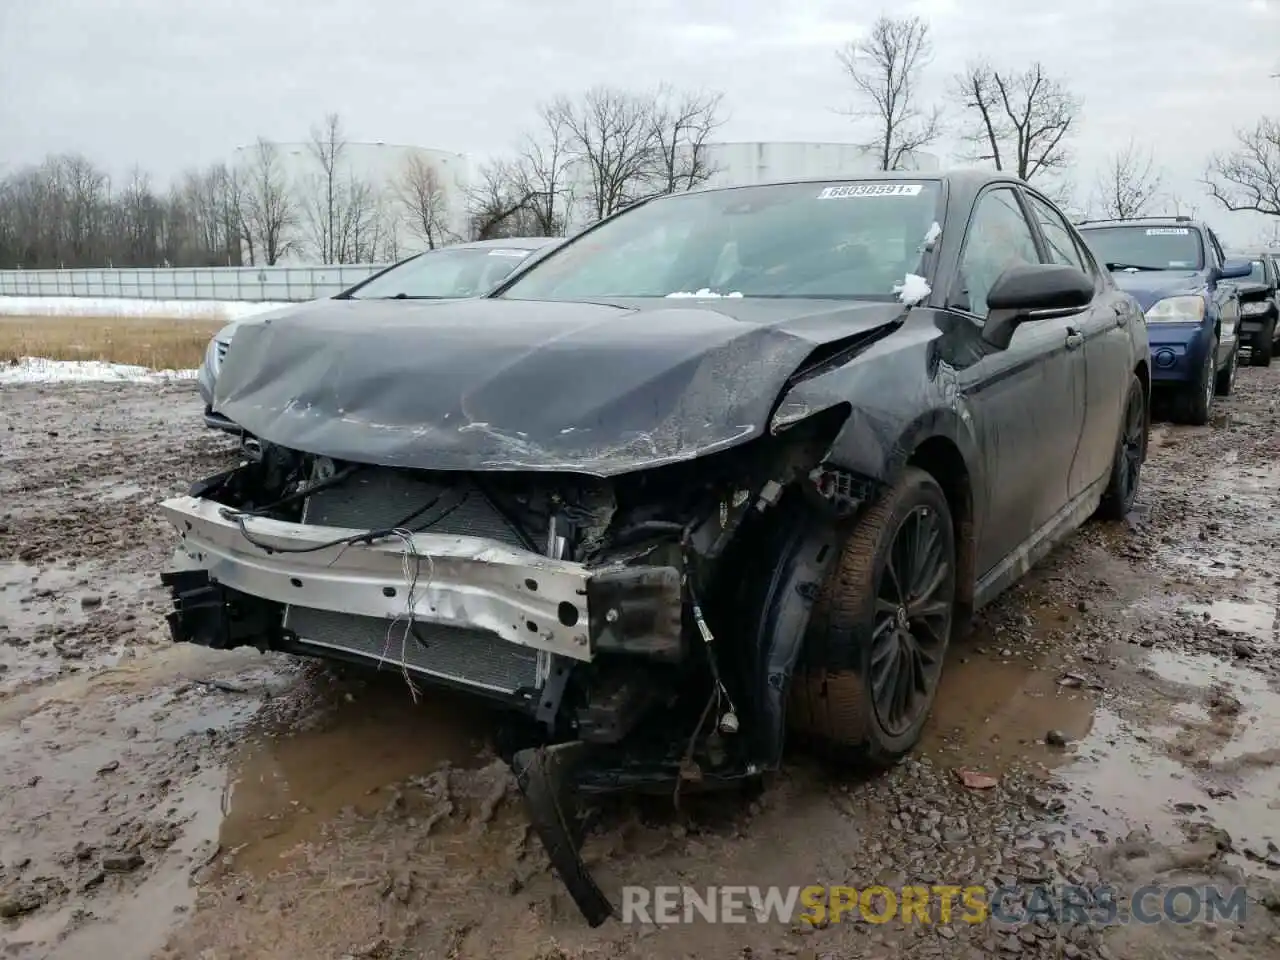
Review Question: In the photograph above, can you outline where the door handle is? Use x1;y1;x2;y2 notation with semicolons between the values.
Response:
1065;330;1084;350
1113;303;1128;325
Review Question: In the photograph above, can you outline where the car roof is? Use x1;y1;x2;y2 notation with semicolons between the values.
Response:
661;168;1036;205
450;237;559;251
1077;216;1205;230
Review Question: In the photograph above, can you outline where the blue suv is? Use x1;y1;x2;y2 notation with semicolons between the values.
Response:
1076;217;1252;425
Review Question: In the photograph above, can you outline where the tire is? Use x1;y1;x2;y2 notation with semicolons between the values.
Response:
1177;337;1216;426
789;467;956;768
1215;341;1238;396
1254;319;1275;367
1095;374;1147;521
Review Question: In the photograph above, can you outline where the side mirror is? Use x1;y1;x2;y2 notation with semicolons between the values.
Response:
1214;259;1253;281
981;263;1094;350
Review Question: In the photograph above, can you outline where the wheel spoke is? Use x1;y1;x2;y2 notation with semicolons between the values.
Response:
884;550;907;604
910;561;948;610
871;634;899;702
909;597;951;623
869;503;957;737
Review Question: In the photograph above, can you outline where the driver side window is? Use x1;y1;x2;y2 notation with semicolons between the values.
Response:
954;188;1041;319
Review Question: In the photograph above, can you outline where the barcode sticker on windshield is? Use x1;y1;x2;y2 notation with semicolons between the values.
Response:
1145;228;1189;236
488;249;530;257
818;183;923;199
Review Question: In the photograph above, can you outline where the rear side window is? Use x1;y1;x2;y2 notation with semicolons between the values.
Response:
1206;229;1226;268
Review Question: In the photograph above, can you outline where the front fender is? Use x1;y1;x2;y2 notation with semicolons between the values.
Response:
768;333;985;510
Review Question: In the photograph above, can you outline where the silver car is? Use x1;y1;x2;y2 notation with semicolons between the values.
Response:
198;237;560;431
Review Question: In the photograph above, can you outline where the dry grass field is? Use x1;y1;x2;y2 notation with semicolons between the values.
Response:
0;315;222;369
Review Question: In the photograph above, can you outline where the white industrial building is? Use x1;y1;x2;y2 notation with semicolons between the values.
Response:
561;141;940;232
230;140;470;264
700;141;939;186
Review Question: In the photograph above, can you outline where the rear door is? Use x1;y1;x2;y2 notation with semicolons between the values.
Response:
1023;191;1132;497
944;185;1088;577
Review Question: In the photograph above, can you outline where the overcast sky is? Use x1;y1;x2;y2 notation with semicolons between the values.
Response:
2;0;1276;245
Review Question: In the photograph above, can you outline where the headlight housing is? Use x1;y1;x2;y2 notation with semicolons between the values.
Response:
208;337;230;374
1145;295;1206;324
1241;300;1271;317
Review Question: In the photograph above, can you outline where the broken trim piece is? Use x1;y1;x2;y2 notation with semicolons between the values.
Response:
158;495;596;662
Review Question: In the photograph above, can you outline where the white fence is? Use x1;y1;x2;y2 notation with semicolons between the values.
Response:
0;265;391;302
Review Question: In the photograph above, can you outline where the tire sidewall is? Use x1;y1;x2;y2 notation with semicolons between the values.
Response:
1110;374;1145;513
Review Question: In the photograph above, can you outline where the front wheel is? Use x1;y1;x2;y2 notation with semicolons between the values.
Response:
1254;319;1276;367
1177;337;1216;426
1096;374;1147;521
789;467;956;768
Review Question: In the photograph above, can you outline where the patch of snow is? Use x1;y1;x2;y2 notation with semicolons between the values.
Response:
923;221;943;246
0;357;197;385
893;274;932;306
0;296;288;320
665;289;744;299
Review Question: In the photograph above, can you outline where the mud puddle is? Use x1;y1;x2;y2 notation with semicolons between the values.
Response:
0;559;171;694
218;674;495;878
0;646;297;959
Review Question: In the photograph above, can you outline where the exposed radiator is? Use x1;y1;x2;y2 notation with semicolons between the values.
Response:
283;469;543;697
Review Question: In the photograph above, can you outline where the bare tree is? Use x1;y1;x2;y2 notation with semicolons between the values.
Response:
466;160;540;240
515;106;578;235
305;112;350;263
1205;116;1280;218
551;87;658;221
239;138;297;265
334;176;383;263
1168;193;1201;220
951;61;1080;182
394;153;453;249
836;16;942;171
1092;139;1164;219
647;84;726;192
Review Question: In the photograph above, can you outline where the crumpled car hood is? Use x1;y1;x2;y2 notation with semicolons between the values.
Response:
212;296;905;476
1110;270;1204;311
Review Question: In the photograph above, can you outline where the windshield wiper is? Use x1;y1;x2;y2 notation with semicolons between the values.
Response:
379;293;444;300
1105;262;1164;272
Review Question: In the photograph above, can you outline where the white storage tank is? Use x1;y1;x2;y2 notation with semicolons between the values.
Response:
561;141;940;232
700;141;939;187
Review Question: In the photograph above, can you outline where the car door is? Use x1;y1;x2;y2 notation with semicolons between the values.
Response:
1206;228;1238;364
945;185;1088;578
1024;192;1132;498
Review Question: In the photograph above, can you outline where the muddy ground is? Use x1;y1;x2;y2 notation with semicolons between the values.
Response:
2;374;1280;960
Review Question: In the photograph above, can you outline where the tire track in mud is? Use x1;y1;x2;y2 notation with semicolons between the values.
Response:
2;377;1280;959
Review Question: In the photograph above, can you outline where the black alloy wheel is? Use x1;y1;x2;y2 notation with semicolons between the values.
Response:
790;467;956;768
870;504;954;737
1097;374;1146;521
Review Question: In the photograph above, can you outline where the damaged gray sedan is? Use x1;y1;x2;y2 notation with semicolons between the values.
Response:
160;171;1149;924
